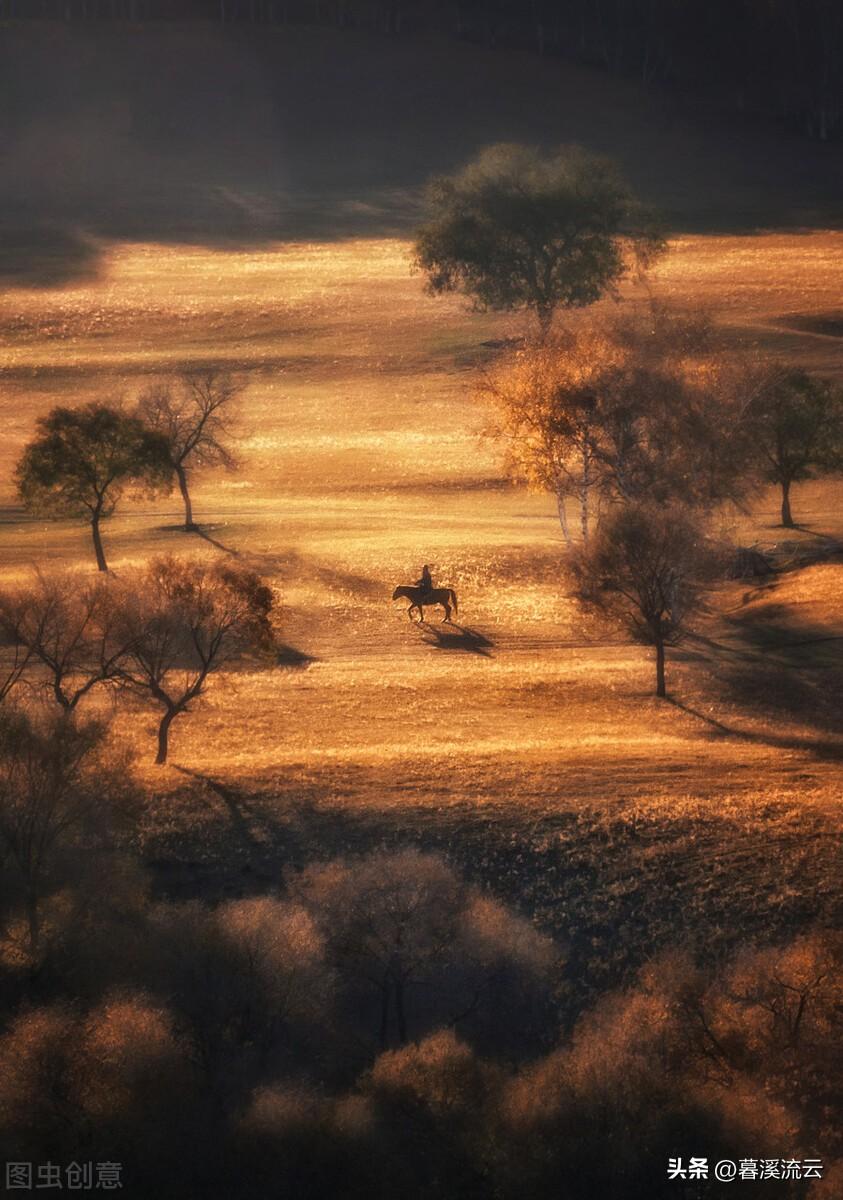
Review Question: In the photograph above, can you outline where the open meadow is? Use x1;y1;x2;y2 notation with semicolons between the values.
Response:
1;228;842;1009
2;21;843;1195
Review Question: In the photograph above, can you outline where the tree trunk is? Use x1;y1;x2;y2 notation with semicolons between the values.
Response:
781;478;794;528
394;977;407;1044
556;487;572;546
580;445;591;544
176;462;196;530
655;636;666;698
91;510;108;572
27;886;40;962
156;708;177;764
379;981;390;1046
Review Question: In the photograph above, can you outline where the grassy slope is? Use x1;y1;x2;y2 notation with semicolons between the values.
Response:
0;25;841;1011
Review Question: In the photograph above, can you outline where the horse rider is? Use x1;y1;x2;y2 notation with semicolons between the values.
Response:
414;564;434;597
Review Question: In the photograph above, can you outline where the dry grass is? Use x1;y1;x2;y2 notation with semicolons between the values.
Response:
1;231;842;1006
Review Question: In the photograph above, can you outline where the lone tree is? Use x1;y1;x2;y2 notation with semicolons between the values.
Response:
137;370;242;531
113;557;275;764
413;143;664;336
15;404;172;572
570;504;709;698
747;368;843;528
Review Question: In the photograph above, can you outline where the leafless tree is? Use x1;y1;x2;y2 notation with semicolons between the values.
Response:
0;630;35;708
137;370;243;531
112;557;275;764
0;572;127;711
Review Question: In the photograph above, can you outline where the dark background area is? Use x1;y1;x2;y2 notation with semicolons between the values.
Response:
1;5;841;288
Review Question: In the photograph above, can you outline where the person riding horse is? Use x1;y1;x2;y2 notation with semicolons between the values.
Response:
393;566;457;623
414;564;433;598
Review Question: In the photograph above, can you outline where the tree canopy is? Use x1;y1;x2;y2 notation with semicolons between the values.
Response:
746;368;843;528
414;143;664;334
570;503;710;697
15;404;172;572
481;308;751;541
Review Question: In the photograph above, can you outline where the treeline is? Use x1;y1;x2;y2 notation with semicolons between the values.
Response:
0;767;841;1199
3;0;841;140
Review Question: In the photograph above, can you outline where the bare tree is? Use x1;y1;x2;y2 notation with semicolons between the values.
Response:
0;572;127;711
570;503;711;697
0;629;35;708
137;371;242;531
112;557;275;764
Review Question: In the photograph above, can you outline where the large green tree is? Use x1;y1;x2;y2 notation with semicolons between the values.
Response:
413;143;664;336
15;404;172;572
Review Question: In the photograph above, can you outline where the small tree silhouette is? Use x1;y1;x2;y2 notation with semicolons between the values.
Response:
113;557;275;764
747;368;843;528
571;503;710;698
15;404;172;571
137;370;242;531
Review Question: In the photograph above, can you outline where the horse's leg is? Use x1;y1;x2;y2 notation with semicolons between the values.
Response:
442;602;451;623
418;605;424;624
407;604;414;621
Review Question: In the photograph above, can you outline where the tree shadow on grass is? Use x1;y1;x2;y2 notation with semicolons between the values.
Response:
155;767;385;901
419;623;495;658
175;767;261;852
665;696;843;761
193;525;241;556
675;588;843;758
192;528;387;602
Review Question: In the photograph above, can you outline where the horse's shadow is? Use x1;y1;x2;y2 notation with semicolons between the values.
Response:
419;622;495;658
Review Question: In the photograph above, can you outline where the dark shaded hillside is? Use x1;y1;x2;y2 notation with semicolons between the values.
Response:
1;21;842;286
6;0;843;142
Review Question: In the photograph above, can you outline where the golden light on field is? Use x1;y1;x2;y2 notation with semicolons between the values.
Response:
1;230;843;807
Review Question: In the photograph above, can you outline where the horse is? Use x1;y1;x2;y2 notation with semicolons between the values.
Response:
392;585;458;624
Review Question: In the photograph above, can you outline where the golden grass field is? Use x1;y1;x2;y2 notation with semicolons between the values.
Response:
1;231;841;991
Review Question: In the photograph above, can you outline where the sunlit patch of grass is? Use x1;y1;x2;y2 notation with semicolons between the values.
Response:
2;229;843;974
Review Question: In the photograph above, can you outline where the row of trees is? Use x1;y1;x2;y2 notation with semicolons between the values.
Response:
7;1;839;140
16;369;242;572
485;312;843;539
480;311;843;696
0;558;275;763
